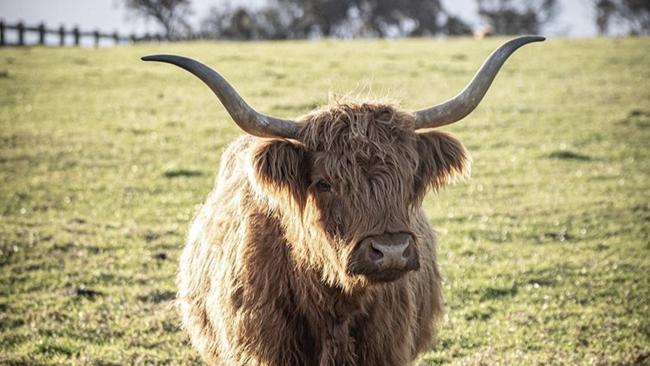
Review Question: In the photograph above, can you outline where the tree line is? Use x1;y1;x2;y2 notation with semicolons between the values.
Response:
125;0;650;40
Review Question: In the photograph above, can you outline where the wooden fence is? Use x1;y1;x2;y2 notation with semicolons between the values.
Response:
0;21;167;47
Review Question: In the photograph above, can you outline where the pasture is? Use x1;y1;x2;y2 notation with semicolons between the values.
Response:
1;37;649;365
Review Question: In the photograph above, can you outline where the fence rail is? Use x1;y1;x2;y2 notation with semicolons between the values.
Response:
0;21;167;47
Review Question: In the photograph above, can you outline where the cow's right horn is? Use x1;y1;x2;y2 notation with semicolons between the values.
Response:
414;35;545;130
142;55;300;139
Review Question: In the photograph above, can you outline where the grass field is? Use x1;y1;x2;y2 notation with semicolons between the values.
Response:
1;37;649;365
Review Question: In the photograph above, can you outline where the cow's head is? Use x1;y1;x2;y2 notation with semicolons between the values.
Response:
143;36;543;291
249;103;470;288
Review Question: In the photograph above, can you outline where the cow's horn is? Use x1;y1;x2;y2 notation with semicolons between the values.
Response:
414;35;545;130
142;55;300;139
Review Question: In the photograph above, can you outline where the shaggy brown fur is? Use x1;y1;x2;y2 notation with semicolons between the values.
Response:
178;102;470;365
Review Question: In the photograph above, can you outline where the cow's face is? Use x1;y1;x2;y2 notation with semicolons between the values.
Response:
252;103;469;290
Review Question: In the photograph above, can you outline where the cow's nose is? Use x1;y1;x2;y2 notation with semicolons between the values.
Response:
370;241;411;270
347;232;420;281
365;232;419;272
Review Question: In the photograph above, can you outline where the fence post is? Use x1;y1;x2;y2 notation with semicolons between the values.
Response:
0;21;5;46
17;21;25;46
59;25;65;46
38;22;45;45
73;27;80;46
112;31;119;45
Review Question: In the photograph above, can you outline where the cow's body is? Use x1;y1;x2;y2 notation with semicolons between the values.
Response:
142;36;543;366
179;123;445;366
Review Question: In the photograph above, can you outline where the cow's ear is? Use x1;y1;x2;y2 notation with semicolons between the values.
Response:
414;131;470;198
251;139;309;209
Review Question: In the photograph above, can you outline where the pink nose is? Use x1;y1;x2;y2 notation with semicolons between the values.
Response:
369;240;411;270
347;232;420;281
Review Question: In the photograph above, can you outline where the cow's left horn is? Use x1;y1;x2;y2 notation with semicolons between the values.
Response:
414;35;545;130
142;55;300;139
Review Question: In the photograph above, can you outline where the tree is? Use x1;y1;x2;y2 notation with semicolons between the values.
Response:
200;0;472;40
124;0;193;38
275;0;471;37
353;0;447;36
594;0;650;35
476;0;558;35
201;4;296;40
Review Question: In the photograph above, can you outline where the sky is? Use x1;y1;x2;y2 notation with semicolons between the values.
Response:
0;0;601;43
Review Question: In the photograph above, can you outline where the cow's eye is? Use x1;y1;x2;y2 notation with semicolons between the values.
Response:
315;180;332;193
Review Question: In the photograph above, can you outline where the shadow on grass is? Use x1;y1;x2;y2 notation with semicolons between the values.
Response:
163;169;204;178
37;341;76;357
138;290;176;304
464;306;496;321
66;286;104;300
618;109;650;129
547;150;591;161
481;284;518;301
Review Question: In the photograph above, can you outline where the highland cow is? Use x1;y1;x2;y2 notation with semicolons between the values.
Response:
143;36;543;365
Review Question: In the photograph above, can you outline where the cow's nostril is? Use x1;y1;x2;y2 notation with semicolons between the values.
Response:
369;243;384;261
401;244;412;260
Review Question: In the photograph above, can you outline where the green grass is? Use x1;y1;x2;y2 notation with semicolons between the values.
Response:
1;37;649;365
